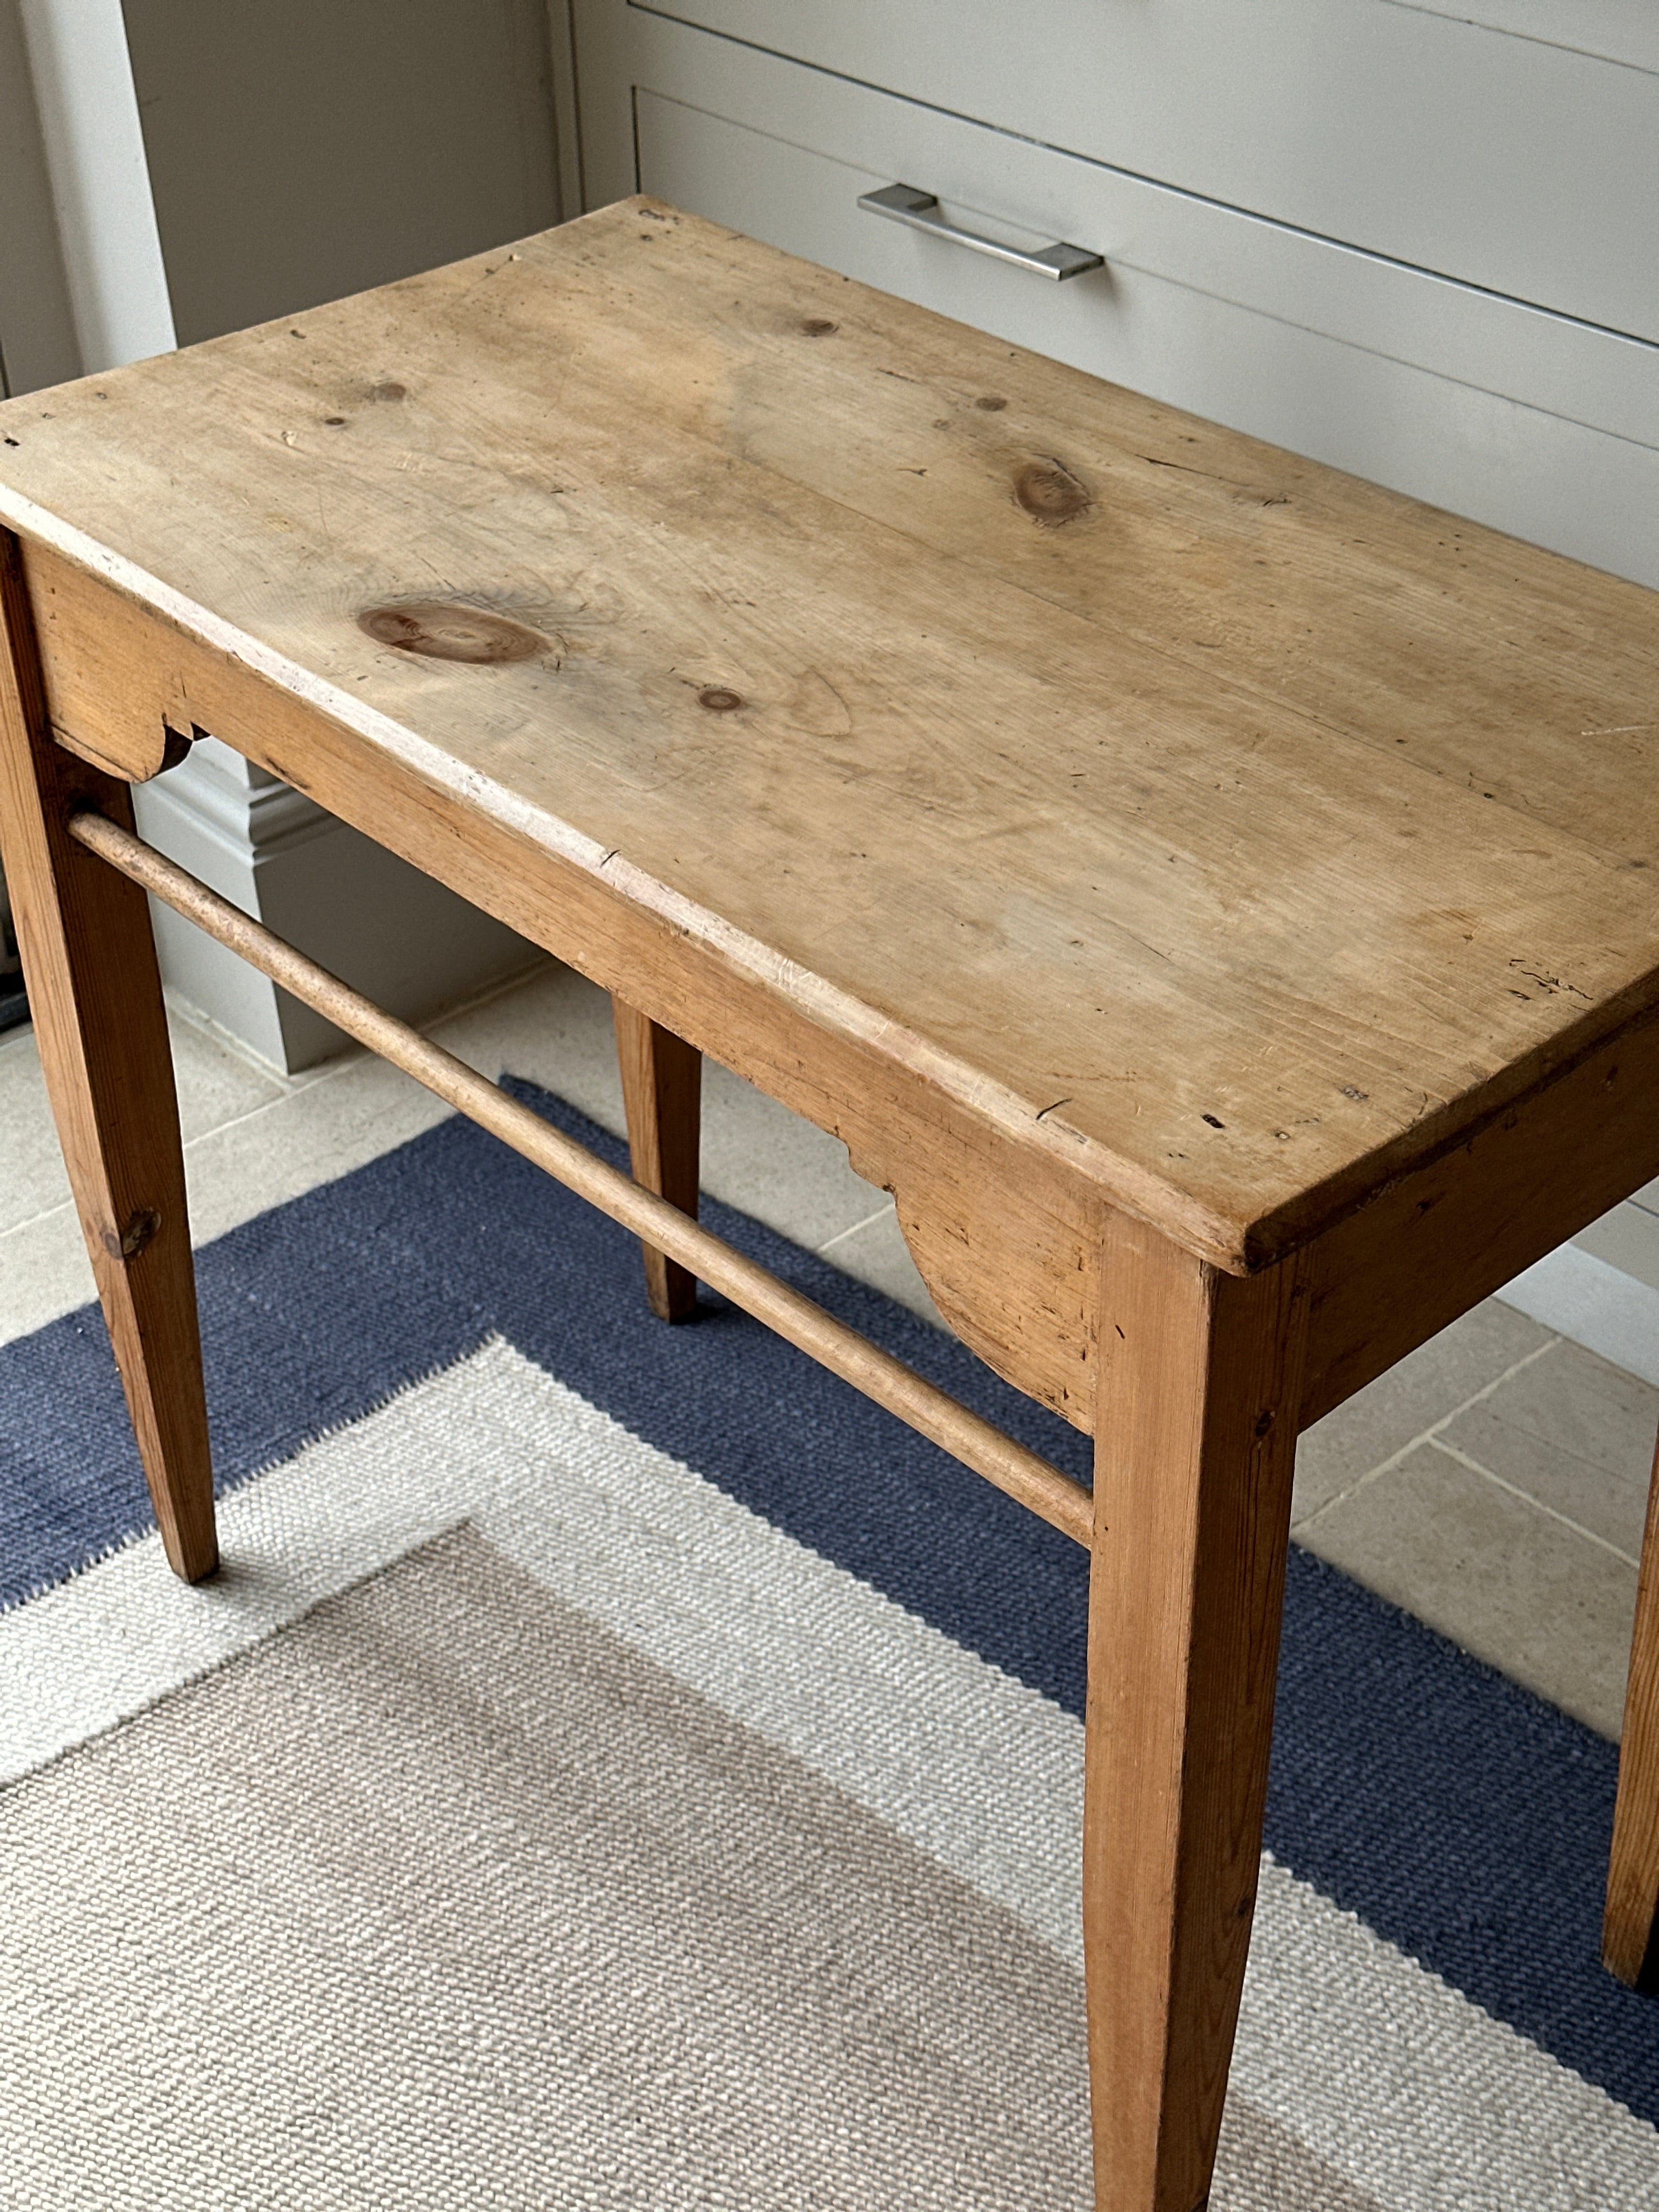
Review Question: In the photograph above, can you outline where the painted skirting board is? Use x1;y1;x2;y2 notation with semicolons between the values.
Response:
132;742;537;1074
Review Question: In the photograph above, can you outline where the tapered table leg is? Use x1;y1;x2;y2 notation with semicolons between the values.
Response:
612;993;702;1322
1605;1435;1659;1988
0;531;216;1582
1084;1211;1310;2211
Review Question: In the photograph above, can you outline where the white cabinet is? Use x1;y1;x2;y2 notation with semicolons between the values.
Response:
573;0;1659;586
627;0;1659;342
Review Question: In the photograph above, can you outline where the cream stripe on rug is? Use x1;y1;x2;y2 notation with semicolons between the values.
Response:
2;1340;1654;2209
2;1524;1378;2212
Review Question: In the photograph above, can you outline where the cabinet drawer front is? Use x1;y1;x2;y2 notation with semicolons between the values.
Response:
631;0;1659;345
578;4;1659;586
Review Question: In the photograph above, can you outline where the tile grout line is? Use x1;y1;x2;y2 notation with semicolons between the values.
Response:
0;1046;429;1250
164;955;555;1090
161;996;306;1099
6;951;566;1234
170;960;618;1160
1292;1334;1564;1535
0;1001;558;1249
1423;1434;1643;1568
815;1200;898;1256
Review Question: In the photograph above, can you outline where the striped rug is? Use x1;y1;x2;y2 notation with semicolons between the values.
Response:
3;1081;1655;2209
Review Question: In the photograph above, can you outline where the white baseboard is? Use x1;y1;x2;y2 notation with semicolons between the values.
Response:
132;740;538;1074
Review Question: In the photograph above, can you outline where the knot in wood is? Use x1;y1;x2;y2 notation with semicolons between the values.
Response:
105;1207;161;1262
697;687;744;713
358;602;545;663
1014;459;1090;526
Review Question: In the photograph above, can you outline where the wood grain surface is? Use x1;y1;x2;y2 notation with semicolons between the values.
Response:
1607;1434;1659;1988
612;993;702;1322
1;199;1655;1279
1085;1213;1310;2209
0;533;216;1581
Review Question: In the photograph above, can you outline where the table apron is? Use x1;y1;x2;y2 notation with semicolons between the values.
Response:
1304;1005;1659;1424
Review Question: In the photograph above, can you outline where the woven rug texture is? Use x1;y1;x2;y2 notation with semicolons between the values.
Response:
2;1080;1656;2209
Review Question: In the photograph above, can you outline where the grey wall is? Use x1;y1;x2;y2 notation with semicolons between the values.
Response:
0;3;571;1069
123;0;562;345
115;0;569;1066
0;2;83;394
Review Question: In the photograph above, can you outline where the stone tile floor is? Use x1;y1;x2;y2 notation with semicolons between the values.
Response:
2;957;1651;1741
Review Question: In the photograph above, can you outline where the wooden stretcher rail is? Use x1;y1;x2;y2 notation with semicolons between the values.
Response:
70;806;1094;1548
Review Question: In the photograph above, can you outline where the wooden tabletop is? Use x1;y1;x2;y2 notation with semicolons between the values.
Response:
1;198;1655;1270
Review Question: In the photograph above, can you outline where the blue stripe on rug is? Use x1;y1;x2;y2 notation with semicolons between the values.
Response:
2;1077;1654;2121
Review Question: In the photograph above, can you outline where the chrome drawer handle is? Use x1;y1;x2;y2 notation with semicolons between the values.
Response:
856;182;1103;281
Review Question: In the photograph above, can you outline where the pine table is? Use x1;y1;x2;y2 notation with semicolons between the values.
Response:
3;199;1657;2211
